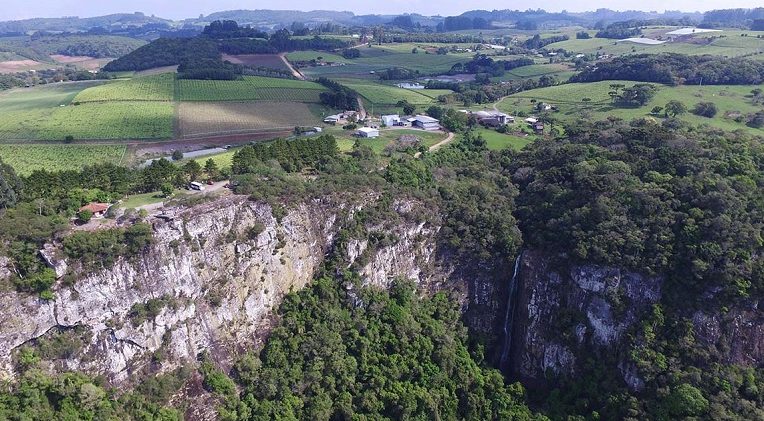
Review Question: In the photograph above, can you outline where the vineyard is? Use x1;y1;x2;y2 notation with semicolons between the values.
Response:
175;76;325;101
177;101;318;138
0;101;173;140
0;144;127;175
221;54;290;71
73;74;175;102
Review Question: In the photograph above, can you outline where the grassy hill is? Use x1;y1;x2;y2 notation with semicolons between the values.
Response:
498;80;764;135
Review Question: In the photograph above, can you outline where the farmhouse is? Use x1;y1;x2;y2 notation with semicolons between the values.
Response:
357;127;380;138
381;114;401;126
413;115;440;131
79;202;110;218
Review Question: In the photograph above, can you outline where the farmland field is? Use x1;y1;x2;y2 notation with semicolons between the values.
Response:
287;51;350;64
177;101;319;137
175;76;325;101
0;144;127;175
0;81;103;111
0;101;173;140
341;81;439;106
222;54;289;71
73;74;175;102
498;81;764;135
546;30;764;58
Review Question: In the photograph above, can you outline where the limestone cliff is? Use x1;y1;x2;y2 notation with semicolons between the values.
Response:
0;193;509;385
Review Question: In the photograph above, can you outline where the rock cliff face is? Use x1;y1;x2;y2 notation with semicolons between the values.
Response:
0;194;509;385
508;249;764;391
1;193;760;397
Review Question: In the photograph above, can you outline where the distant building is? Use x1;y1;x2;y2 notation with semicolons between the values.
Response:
324;114;342;124
413;115;440;131
79;202;110;218
397;82;425;89
357;127;380;138
381;114;401;127
524;117;539;125
533;122;545;134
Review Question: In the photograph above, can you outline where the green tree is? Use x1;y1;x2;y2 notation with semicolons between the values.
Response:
204;158;219;180
183;160;202;181
160;183;174;198
0;157;23;209
691;101;718;118
171;150;184;161
664;100;687;117
78;209;93;223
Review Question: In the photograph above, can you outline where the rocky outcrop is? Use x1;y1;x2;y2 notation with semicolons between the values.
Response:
0;195;342;382
0;194;509;385
510;250;664;390
692;302;764;366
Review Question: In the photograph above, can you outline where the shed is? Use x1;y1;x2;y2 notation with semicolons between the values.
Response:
357;127;380;138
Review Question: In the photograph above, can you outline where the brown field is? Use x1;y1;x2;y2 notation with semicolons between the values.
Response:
0;59;45;72
50;55;110;70
222;54;290;71
177;101;319;138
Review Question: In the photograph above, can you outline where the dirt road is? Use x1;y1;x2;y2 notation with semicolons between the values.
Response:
279;53;306;80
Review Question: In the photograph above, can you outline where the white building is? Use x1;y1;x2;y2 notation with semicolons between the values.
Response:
381;114;401;127
397;82;425;89
357;127;380;138
413;115;440;131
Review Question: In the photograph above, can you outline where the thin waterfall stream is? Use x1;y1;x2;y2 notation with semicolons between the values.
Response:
500;251;523;369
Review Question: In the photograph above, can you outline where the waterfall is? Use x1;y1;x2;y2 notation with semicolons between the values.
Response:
500;251;523;369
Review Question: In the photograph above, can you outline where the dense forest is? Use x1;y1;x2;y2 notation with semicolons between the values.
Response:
571;53;764;85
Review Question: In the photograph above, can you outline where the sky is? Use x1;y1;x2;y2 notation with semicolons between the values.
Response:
1;0;759;21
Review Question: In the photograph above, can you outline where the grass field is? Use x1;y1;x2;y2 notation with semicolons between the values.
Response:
330;127;447;154
341;81;440;106
301;44;472;79
476;129;535;151
546;30;764;58
73;74;175;102
119;191;165;209
0;81;104;111
177;101;319;137
498;81;764;135
0;144;127;175
175;76;325;101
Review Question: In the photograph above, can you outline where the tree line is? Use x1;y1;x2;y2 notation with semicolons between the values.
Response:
571;53;764;85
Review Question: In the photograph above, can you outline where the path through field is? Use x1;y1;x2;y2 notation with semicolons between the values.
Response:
279;53;306;80
414;131;454;158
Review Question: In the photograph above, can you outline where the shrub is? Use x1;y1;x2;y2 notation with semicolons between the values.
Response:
692;102;718;118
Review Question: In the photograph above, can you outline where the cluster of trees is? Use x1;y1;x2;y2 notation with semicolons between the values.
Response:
201;20;268;39
508;119;764;299
702;7;764;28
176;58;243;80
572;53;764;85
522;34;569;49
595;20;643;38
232;135;339;174
448;55;534;77
103;37;220;72
341;48;360;59
209;277;541;420
316;78;360;111
438;16;492;32
607;83;658;106
62;223;153;270
377;67;419;80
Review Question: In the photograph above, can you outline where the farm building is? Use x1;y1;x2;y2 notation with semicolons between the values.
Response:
357;127;380;138
533;122;545;134
397;82;425;89
413;115;440;131
525;117;539;124
79;202;111;218
324;114;342;124
474;111;514;127
382;114;401;126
